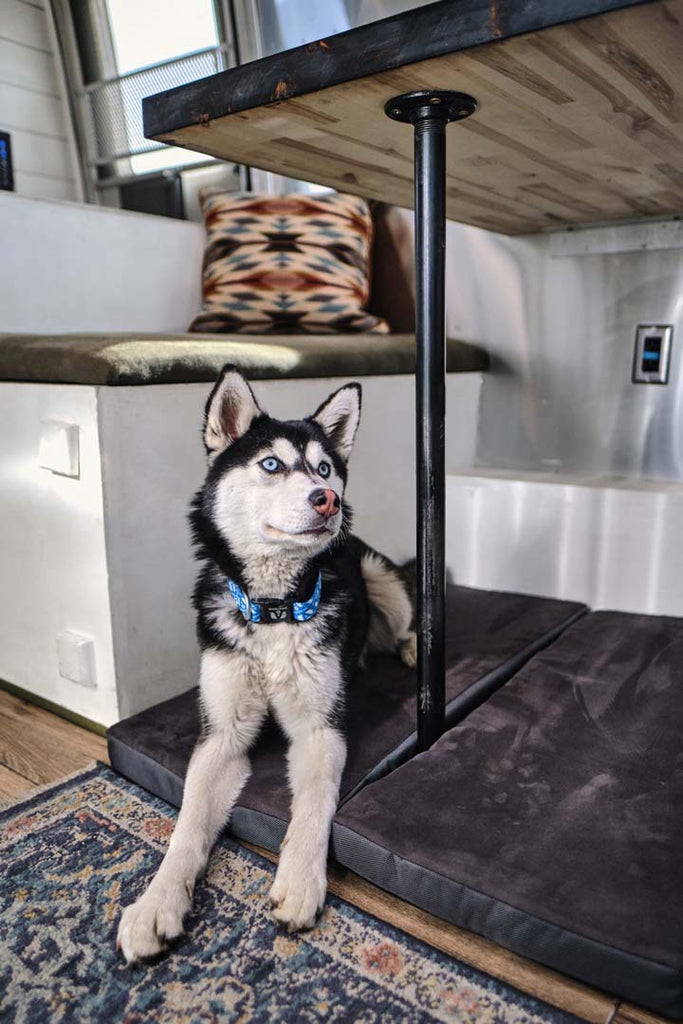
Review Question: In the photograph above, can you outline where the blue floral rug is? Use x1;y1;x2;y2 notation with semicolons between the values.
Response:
0;763;584;1023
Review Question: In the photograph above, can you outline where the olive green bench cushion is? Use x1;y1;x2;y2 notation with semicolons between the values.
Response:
0;333;487;386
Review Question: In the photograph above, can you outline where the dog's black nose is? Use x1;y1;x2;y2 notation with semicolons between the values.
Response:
309;488;340;518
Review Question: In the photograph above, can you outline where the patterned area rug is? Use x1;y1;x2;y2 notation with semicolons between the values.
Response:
0;764;583;1023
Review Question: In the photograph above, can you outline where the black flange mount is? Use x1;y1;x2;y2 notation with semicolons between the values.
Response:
384;90;476;125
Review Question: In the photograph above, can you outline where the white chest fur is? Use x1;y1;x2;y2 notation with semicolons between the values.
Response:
205;596;343;735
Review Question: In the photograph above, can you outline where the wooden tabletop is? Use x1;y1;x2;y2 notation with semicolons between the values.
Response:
143;0;683;235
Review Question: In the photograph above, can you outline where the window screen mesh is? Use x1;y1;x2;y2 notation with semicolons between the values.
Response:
83;46;227;166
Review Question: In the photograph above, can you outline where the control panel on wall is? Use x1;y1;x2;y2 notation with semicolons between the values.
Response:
632;324;673;384
0;131;14;191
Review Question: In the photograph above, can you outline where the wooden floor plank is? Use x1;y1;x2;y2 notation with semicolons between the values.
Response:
611;1005;670;1024
0;763;35;802
0;689;108;785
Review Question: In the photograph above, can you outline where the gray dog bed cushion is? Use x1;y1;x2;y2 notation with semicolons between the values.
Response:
332;610;683;1018
108;584;584;852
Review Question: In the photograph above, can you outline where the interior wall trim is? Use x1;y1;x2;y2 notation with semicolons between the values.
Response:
549;217;683;257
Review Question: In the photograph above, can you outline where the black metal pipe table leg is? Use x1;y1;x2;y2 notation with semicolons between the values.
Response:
386;91;476;751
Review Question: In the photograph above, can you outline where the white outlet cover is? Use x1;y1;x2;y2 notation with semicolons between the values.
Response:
39;420;80;477
56;631;97;688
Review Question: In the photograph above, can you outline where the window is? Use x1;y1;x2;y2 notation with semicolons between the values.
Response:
53;0;434;204
104;0;222;174
54;0;236;194
106;0;219;73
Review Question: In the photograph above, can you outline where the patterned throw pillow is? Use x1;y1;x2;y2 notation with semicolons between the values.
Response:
189;191;389;335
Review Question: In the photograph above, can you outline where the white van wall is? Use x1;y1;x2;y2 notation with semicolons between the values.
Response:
0;193;205;333
0;0;81;201
441;217;683;614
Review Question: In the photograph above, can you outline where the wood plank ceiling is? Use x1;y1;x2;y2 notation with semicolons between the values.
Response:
149;1;683;235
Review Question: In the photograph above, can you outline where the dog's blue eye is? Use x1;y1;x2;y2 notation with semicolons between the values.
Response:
318;461;331;479
260;457;281;473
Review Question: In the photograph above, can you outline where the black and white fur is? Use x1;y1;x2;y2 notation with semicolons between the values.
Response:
117;365;416;962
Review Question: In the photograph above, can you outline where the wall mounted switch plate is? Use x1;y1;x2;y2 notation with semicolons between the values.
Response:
56;631;97;688
39;421;80;477
0;132;13;191
632;324;673;384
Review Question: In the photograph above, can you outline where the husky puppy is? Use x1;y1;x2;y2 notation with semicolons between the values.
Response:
117;365;416;962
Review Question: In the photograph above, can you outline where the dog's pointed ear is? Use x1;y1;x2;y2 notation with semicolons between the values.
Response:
311;383;362;463
203;365;261;456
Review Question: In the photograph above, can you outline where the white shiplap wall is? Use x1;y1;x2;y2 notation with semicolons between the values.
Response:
0;0;81;200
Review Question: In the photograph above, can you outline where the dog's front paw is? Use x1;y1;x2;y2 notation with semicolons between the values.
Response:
399;631;417;668
117;876;193;964
269;859;326;932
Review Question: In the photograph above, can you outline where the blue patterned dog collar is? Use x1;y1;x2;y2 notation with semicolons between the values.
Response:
227;572;322;624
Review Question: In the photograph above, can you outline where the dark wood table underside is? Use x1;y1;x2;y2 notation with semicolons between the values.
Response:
142;0;683;235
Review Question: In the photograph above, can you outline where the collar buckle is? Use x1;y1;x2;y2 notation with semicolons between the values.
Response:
257;598;294;624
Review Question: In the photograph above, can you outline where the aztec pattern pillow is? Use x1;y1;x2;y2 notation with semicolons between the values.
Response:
189;191;389;335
